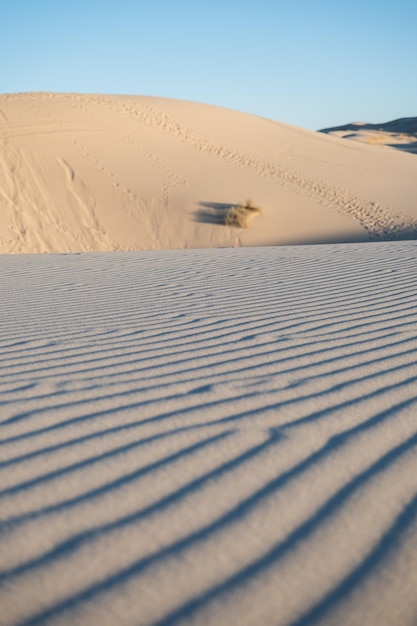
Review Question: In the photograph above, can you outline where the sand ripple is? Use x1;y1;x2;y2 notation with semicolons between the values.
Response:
0;243;417;625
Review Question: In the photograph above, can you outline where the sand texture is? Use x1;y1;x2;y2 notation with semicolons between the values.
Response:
1;242;417;625
320;117;417;156
1;94;417;253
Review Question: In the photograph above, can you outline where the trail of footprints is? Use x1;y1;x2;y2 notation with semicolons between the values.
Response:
47;94;189;205
12;94;188;219
3;92;417;241
81;93;417;240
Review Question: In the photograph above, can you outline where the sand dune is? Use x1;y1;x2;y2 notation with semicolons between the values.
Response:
1;93;417;253
1;242;417;625
1;94;417;624
320;117;417;155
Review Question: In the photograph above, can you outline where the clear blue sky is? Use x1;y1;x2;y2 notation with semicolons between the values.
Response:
1;0;416;129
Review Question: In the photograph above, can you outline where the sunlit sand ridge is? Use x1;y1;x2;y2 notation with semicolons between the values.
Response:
1;242;417;625
1;93;417;254
320;117;417;155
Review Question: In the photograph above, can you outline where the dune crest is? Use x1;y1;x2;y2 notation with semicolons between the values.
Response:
1;93;417;253
320;117;417;155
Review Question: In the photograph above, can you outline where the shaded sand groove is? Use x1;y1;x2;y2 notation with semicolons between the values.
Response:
1;242;417;625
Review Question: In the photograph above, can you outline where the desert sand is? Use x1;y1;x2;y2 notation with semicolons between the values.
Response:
1;243;417;625
320;117;417;155
1;95;417;626
1;93;417;254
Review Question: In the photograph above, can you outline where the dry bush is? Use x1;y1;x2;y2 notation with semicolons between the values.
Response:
224;199;262;228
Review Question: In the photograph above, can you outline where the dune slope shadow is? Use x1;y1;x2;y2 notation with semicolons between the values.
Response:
194;201;236;225
387;140;417;155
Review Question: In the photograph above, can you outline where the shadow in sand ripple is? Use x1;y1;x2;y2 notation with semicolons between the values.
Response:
8;411;417;626
289;493;417;626
151;433;417;626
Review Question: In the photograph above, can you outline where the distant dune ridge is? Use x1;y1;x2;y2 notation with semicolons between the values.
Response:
320;117;417;155
1;93;417;253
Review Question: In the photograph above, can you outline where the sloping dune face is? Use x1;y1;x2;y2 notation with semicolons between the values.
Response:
1;242;417;625
1;93;417;253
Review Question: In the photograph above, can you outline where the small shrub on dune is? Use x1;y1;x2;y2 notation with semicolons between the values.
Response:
224;199;262;228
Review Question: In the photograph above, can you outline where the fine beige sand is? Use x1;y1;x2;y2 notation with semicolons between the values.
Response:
320;117;417;155
1;94;417;626
1;242;417;626
1;93;417;254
